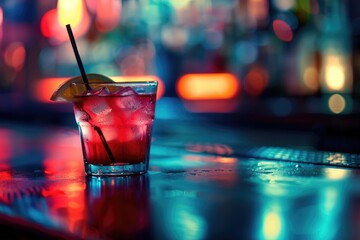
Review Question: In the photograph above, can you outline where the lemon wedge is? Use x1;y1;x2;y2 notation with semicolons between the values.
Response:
50;73;114;102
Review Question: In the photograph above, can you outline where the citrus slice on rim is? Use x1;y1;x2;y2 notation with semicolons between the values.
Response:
50;73;114;102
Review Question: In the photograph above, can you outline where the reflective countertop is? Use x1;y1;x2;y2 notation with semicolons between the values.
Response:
0;120;360;239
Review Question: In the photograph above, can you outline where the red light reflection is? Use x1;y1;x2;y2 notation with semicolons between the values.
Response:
186;143;234;156
0;129;13;162
185;143;238;185
85;176;151;239
41;129;86;235
184;155;238;185
41;180;86;235
42;129;83;177
0;129;13;182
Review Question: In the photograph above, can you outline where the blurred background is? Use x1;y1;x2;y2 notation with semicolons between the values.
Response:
0;0;359;134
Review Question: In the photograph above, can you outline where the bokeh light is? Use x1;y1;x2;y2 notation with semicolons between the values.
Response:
40;1;90;44
120;55;146;76
40;9;57;38
299;0;312;14
161;25;188;50
276;12;299;30
273;0;295;11
273;19;293;42
94;0;121;32
262;209;282;239
303;66;320;92
247;0;269;27
324;56;346;91
328;94;346;114
177;73;239;100
57;0;84;27
169;0;192;8
235;41;258;64
244;66;269;96
4;42;26;71
325;167;348;180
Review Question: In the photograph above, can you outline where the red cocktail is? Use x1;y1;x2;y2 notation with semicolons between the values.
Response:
71;80;158;175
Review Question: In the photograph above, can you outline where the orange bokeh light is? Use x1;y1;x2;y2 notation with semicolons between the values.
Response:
34;75;165;103
176;73;239;100
40;0;90;44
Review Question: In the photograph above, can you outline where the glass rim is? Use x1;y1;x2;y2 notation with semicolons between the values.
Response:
71;81;158;85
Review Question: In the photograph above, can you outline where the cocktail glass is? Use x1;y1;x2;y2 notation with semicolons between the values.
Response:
70;81;157;176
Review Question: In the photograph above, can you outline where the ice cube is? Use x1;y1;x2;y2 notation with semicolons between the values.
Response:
119;124;147;142
111;86;137;96
98;87;111;96
136;106;154;124
73;105;90;122
83;87;110;96
129;95;155;125
114;88;142;111
91;101;112;115
82;97;113;125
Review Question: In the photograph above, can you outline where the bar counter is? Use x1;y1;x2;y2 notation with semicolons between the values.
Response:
0;119;360;239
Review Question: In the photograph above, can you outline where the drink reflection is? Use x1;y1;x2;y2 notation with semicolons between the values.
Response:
0;129;13;184
85;175;151;239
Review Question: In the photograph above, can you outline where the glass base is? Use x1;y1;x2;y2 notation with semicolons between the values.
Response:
84;162;147;176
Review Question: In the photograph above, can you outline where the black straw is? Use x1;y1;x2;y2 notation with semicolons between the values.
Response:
66;24;91;90
94;126;116;163
66;24;115;164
